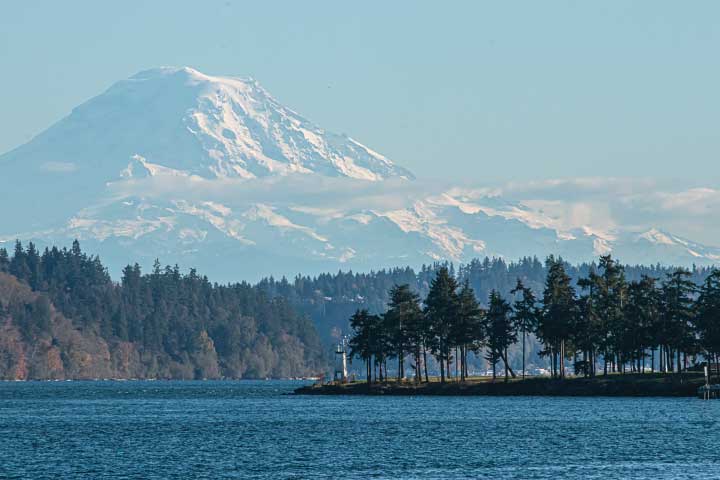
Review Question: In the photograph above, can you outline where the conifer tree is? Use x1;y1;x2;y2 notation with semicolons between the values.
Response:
623;276;660;373
9;241;30;282
511;278;537;379
424;267;459;383
595;255;628;374
484;290;515;382
538;256;576;379
385;284;424;382
453;280;484;381
661;269;697;373
696;270;720;381
348;309;377;384
576;270;601;377
0;248;9;273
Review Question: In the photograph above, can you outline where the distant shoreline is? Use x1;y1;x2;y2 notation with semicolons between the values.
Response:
294;373;706;397
0;377;317;383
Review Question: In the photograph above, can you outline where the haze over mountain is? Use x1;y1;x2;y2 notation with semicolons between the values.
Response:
1;67;718;281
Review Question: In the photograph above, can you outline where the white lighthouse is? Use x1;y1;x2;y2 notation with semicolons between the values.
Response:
333;337;348;382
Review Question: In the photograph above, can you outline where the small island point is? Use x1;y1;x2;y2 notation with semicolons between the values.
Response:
295;372;706;397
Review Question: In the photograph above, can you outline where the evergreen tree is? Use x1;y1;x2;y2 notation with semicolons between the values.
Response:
594;255;628;374
661;269;697;373
696;270;720;382
385;284;424;382
623;276;660;373
348;309;380;384
424;267;459;383
511;278;537;379
537;256;576;379
0;248;9;273
453;280;484;381
484;290;515;382
9;241;30;282
576;269;601;377
25;242;42;290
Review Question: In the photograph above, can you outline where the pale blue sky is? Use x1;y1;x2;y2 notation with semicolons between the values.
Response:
1;1;718;182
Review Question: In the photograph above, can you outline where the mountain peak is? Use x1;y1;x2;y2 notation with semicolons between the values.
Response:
4;67;413;182
130;66;256;87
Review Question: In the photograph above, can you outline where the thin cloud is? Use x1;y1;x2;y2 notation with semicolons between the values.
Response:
103;172;720;246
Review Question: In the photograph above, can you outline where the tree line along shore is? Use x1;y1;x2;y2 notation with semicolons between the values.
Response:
300;255;720;396
0;241;324;380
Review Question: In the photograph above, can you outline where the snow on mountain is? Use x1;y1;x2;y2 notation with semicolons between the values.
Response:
1;66;413;182
1;66;718;280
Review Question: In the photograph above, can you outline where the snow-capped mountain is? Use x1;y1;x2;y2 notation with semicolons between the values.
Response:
1;67;718;280
2;66;412;182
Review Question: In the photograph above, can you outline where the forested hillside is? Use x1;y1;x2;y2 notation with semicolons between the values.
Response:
259;257;711;337
2;239;714;380
0;241;325;380
258;257;713;371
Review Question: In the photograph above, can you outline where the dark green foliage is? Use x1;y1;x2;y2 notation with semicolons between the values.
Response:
696;270;720;376
537;256;576;378
347;309;383;383
660;269;697;372
384;284;423;381
3;241;325;378
346;253;720;383
453;280;484;381
424;267;459;383
258;256;712;356
484;290;515;381
510;278;537;379
0;248;9;272
10;294;52;341
623;276;661;373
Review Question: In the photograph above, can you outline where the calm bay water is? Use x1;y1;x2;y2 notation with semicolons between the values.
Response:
1;381;719;479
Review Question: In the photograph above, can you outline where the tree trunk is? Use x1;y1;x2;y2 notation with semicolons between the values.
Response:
423;346;429;383
651;348;655;374
367;358;372;386
398;351;403;382
455;347;459;381
522;330;526;380
439;341;445;384
445;349;450;381
504;347;509;383
415;348;421;383
603;355;608;376
501;349;516;380
464;345;469;380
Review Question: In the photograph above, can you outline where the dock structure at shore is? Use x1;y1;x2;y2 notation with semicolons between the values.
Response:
698;384;720;400
697;365;720;399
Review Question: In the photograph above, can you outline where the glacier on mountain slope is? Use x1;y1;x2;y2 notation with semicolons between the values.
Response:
0;66;719;280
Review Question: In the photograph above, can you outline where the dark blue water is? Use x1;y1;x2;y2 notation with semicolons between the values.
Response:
1;381;719;479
